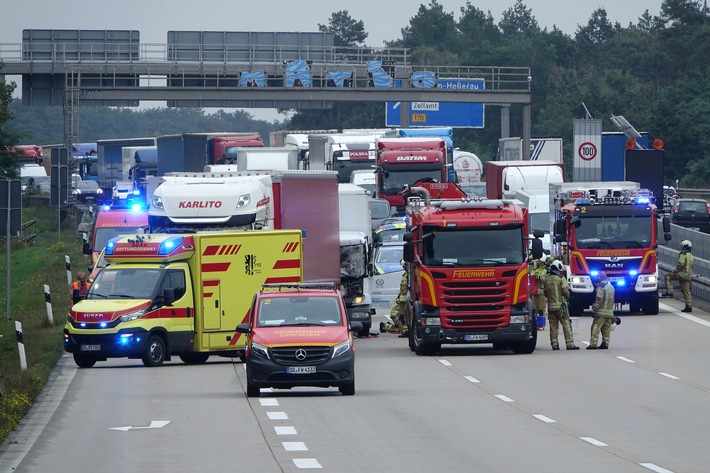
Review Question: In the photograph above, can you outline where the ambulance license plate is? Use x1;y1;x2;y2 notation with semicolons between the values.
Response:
287;366;316;374
464;334;488;341
81;344;101;351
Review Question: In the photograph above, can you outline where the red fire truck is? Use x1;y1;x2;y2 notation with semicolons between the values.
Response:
375;138;447;214
551;185;671;315
402;182;542;355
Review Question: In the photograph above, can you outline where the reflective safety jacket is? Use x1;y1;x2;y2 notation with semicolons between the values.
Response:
592;281;615;318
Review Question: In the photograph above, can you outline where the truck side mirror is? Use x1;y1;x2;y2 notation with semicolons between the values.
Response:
403;242;413;263
664;232;672;242
403;232;413;242
554;219;565;241
83;241;91;255
533;229;544;239
662;216;671;233
570;216;581;228
72;289;84;305
531;239;543;260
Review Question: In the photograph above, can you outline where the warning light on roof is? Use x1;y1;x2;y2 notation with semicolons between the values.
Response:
653;139;664;150
625;139;636;150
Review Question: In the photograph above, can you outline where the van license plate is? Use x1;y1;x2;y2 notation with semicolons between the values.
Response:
464;334;488;341
81;344;101;351
287;366;316;374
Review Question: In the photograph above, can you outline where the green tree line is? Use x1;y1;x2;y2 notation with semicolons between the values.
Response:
3;0;710;186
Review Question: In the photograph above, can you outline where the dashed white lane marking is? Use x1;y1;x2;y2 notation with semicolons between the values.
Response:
616;356;635;363
580;437;607;447
494;394;514;403
275;426;297;435
283;441;308;451
438;359;453;366
267;411;289;420
639;463;675;473
533;414;556;423
293;458;323;469
260;399;279;407
659;372;680;380
463;376;480;383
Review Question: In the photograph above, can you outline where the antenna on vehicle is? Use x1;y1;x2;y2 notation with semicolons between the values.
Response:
610;115;644;149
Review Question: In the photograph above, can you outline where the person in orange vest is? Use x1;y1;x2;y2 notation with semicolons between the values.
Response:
70;271;91;304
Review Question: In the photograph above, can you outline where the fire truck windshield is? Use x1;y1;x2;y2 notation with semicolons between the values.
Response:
421;226;525;266
380;169;442;195
574;215;652;249
94;227;144;253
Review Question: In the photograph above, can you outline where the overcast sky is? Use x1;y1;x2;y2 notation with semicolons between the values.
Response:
0;0;663;120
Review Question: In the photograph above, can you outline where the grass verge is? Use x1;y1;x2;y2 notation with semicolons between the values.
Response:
0;198;86;443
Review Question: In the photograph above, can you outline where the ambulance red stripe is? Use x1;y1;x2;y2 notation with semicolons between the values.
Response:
202;263;231;272
272;259;300;269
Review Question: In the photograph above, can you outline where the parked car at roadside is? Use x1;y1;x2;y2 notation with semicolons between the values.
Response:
671;198;710;230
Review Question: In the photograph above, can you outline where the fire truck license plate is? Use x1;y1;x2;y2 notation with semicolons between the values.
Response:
464;334;488;341
287;366;316;374
80;344;101;351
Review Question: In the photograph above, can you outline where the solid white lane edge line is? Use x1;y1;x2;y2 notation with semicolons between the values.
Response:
616;356;635;363
580;437;607;447
659;372;680;380
464;376;480;383
495;394;514;403
438;359;453;366
283;441;308;451
533;414;556;423
659;303;710;328
267;411;289;420
639;463;675;473
293;458;323;469
275;426;297;435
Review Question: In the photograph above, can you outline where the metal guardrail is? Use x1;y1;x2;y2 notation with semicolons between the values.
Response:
657;224;710;306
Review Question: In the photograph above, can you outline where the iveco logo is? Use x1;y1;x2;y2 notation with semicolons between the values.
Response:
604;263;624;269
83;313;104;319
295;349;307;361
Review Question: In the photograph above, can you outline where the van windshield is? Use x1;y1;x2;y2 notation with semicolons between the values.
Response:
257;296;343;327
87;268;163;300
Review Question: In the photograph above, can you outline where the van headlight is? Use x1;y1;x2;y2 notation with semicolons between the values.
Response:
120;308;147;322
332;340;351;358
251;342;270;359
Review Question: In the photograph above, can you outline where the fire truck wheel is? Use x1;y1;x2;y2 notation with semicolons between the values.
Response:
411;308;440;356
246;378;261;398
179;353;210;364
73;353;97;368
568;299;586;317
142;335;166;367
358;322;371;338
642;296;659;315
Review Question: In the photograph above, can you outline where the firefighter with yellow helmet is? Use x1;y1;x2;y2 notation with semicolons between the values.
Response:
663;239;694;313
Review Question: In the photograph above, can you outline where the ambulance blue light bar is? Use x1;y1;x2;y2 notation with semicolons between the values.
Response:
158;236;184;255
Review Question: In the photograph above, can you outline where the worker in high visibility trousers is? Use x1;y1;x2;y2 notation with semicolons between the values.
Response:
663;239;694;313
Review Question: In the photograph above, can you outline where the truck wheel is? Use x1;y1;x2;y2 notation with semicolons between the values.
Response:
142;335;166;367
246;378;261;398
339;377;355;396
358;322;371;338
73;353;97;368
568;298;586;317
511;324;537;354
410;307;440;356
642;296;659;315
179;353;210;364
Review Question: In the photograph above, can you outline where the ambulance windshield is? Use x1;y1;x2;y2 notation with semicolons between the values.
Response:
87;268;163;300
